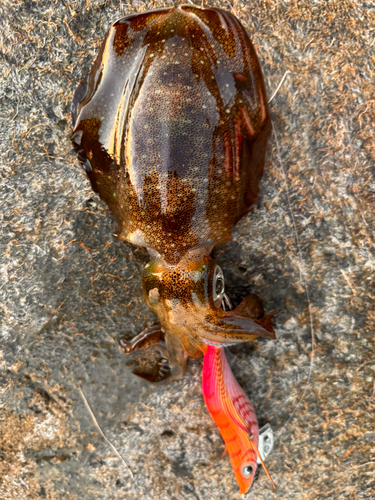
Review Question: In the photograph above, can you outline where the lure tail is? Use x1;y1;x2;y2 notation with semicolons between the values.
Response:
202;346;275;495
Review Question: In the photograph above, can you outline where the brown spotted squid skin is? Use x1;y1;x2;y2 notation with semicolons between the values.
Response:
72;5;274;383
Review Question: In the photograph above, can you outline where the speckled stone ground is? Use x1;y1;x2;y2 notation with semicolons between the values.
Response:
0;1;374;499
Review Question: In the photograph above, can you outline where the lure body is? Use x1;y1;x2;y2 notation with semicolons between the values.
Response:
202;346;259;495
71;5;273;382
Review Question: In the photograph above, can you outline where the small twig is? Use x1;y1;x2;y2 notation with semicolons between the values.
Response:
340;269;357;295
106;273;123;280
79;389;133;479
302;38;315;54
64;19;83;45
38;301;65;332
268;70;291;104
354;461;375;469
272;122;315;440
8;97;19;122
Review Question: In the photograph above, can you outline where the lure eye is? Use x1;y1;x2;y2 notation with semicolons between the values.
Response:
241;463;254;478
212;265;225;307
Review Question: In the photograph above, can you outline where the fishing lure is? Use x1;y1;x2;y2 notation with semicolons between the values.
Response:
202;345;276;497
71;4;275;382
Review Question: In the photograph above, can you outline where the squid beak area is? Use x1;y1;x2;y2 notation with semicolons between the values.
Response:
219;315;276;339
201;314;276;344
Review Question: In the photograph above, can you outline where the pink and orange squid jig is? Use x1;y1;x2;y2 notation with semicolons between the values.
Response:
202;345;276;497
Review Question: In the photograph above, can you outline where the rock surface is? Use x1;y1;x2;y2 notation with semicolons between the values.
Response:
0;1;374;499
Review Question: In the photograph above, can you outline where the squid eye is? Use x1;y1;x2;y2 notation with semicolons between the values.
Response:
213;265;225;307
241;463;254;478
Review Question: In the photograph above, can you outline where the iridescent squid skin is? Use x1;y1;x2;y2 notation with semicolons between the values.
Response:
72;5;274;382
